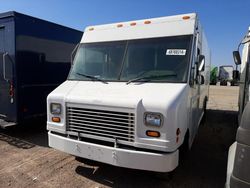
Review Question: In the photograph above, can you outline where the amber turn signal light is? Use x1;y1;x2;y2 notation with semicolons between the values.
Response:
144;20;151;24
52;117;61;123
182;16;190;20
146;130;160;138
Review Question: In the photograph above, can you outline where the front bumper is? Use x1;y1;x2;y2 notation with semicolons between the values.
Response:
48;131;179;172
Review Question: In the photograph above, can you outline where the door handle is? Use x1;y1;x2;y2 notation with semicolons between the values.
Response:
3;52;8;82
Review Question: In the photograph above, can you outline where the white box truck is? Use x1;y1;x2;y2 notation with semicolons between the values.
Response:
218;65;234;86
47;13;211;172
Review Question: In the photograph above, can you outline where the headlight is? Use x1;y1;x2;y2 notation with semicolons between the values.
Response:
144;112;163;127
50;103;61;115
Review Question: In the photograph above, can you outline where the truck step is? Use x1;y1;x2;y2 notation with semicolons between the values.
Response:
0;119;16;129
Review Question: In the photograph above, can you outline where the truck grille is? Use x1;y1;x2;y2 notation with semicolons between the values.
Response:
67;107;135;143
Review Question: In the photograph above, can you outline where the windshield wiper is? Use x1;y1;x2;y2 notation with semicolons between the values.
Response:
126;74;177;85
76;73;108;84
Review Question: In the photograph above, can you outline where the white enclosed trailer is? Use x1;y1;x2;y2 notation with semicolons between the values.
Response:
47;13;211;172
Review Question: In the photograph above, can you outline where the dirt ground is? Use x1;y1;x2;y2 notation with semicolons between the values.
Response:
0;85;239;188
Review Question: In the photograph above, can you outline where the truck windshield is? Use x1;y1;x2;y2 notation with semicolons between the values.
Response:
68;35;192;83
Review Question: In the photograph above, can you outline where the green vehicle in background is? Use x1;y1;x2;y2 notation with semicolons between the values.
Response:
210;66;218;85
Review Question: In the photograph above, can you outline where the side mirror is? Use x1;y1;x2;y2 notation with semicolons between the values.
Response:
71;43;80;64
233;70;240;80
233;51;241;65
198;55;205;72
3;52;13;82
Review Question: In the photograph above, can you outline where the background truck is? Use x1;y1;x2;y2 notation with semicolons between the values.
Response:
47;13;210;173
0;11;82;128
218;65;234;86
226;27;250;187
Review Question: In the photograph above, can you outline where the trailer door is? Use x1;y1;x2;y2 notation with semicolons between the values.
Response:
0;25;16;125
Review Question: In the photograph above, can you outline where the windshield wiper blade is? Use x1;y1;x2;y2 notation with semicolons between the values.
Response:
126;74;177;85
76;73;108;84
126;77;151;85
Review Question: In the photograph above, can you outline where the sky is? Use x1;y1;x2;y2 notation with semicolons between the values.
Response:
0;0;249;67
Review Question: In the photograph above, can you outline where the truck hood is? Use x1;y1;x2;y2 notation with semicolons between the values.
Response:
49;81;188;110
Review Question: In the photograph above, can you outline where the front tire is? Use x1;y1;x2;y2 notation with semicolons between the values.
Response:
202;97;208;124
179;131;190;166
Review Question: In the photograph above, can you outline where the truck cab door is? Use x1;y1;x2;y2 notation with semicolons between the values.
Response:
189;35;203;143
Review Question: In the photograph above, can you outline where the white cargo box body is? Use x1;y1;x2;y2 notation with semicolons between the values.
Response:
219;66;234;81
47;13;211;172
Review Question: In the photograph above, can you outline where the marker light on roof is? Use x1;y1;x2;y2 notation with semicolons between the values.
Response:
117;24;123;28
144;20;151;24
89;28;94;31
182;16;190;20
130;22;136;26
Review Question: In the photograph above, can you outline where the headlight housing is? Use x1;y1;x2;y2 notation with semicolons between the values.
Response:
50;103;61;115
144;112;163;127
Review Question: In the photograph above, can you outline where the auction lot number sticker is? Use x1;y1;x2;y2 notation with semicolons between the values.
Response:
166;49;186;56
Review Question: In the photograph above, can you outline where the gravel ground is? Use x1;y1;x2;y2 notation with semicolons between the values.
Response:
0;85;239;188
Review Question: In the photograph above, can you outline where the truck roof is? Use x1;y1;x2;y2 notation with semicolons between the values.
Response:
0;11;81;33
81;13;197;43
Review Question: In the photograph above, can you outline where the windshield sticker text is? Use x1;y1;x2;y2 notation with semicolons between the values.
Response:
166;49;186;56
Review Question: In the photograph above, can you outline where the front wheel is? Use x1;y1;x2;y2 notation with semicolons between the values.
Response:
201;98;208;125
179;131;190;166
